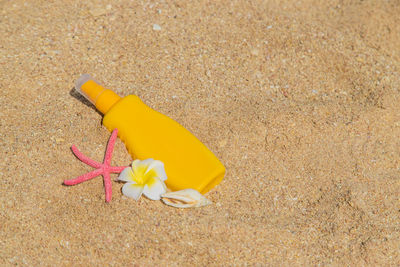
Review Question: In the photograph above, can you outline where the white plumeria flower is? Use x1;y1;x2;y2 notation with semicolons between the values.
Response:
118;159;167;201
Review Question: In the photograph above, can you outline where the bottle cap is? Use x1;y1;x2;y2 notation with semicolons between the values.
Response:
75;74;121;114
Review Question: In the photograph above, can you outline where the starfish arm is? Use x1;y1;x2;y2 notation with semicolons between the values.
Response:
104;129;118;166
66;129;124;202
64;168;103;185
71;145;102;168
103;171;112;202
110;166;128;173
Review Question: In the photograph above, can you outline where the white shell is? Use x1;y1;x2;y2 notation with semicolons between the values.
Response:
161;189;212;208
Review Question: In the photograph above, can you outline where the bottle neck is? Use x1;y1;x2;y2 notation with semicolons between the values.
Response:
81;80;121;114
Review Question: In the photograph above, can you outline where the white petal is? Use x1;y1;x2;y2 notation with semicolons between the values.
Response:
131;159;143;168
147;160;167;181
161;189;212;208
118;167;136;183
142;177;167;200
135;158;154;168
122;183;144;200
142;158;155;164
131;159;153;178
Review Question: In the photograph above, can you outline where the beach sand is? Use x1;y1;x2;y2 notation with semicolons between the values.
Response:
1;0;400;265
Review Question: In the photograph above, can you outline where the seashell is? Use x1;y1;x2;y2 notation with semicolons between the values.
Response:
161;189;212;208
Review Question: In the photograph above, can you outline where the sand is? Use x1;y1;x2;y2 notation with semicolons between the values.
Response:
1;0;400;265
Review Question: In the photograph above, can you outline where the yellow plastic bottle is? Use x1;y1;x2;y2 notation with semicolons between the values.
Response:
75;74;225;194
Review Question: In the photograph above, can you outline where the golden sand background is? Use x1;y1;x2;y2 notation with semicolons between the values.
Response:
1;0;400;265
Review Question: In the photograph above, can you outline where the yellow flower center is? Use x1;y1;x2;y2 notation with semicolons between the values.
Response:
133;165;158;185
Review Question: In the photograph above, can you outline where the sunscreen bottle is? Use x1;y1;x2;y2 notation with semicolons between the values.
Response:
75;74;225;194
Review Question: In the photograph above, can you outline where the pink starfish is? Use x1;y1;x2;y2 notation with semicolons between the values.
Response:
64;129;128;202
